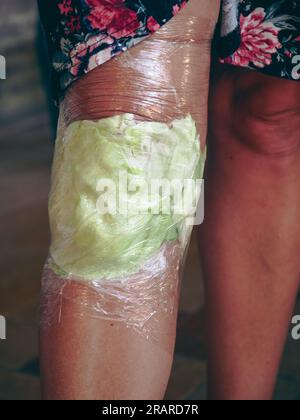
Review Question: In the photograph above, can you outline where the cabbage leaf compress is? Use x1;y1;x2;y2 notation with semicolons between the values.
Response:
49;114;205;281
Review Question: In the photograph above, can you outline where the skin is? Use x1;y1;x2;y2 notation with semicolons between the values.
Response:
40;0;300;401
40;0;220;400
200;66;300;400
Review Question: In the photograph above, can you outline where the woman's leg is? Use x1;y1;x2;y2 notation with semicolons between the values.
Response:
40;1;220;400
200;66;300;400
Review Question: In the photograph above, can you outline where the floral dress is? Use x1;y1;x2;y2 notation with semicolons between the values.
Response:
37;0;300;99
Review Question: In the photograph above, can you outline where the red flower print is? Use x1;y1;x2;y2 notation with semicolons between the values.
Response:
173;1;187;16
284;50;292;58
147;16;160;33
222;7;282;68
70;35;114;76
86;0;124;6
107;7;140;38
66;15;81;33
86;0;140;38
58;0;73;16
70;43;88;76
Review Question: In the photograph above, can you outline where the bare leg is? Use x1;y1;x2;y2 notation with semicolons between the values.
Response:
40;249;181;400
40;1;220;400
200;67;300;400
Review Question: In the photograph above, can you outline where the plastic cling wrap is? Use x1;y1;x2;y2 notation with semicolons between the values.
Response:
41;113;205;338
41;0;210;340
49;114;204;280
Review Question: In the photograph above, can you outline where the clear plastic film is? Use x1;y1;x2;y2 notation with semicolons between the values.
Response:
42;242;182;340
60;0;215;144
40;0;211;342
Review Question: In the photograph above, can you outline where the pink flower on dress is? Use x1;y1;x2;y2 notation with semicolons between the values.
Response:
86;0;140;38
172;1;187;16
70;35;114;76
284;50;292;58
146;16;160;33
58;0;73;16
70;43;87;76
223;7;282;68
66;15;81;33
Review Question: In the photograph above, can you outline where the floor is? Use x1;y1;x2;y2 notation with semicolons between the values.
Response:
0;0;300;401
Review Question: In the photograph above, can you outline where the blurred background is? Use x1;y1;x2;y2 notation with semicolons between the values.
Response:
0;0;300;401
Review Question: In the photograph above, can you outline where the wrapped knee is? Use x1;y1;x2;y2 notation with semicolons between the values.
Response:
49;114;205;282
42;1;211;335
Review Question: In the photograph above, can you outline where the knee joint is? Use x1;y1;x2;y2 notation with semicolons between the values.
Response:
231;71;300;156
49;114;203;281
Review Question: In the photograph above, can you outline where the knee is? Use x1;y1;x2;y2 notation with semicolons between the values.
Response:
214;68;300;156
49;113;201;281
233;71;300;156
62;0;219;130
